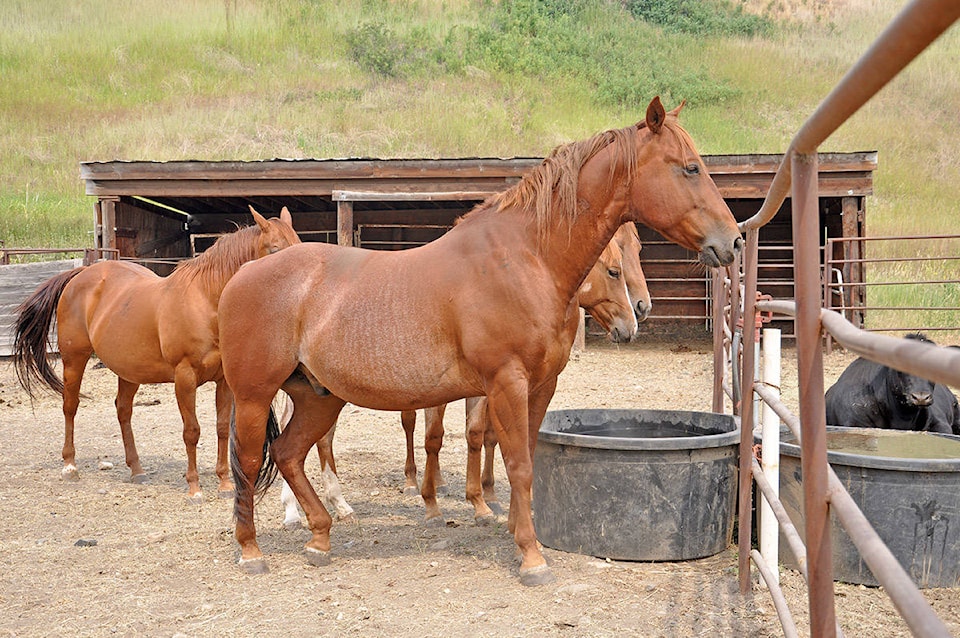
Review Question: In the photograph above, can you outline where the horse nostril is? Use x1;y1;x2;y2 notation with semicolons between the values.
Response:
733;236;744;253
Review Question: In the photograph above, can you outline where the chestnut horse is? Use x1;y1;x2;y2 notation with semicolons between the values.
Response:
12;207;299;502
277;226;644;528
220;97;741;585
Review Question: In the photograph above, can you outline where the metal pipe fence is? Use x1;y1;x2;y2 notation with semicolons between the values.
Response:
824;234;960;348
717;2;960;636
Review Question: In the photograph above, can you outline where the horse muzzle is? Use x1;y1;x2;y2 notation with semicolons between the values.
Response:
699;236;743;268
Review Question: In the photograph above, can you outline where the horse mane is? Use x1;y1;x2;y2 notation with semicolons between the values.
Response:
458;114;697;248
481;124;640;241
171;224;262;293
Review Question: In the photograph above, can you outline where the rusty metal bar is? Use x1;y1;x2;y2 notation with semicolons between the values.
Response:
749;550;800;638
737;229;760;594
792;151;837;636
821;308;960;388
740;0;960;232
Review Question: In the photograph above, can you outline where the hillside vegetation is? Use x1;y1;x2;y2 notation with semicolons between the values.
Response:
1;0;958;330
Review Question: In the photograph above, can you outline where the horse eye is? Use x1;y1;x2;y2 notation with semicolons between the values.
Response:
684;163;700;176
608;268;621;279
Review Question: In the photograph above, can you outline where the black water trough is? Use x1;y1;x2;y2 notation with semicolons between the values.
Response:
532;409;739;561
778;426;960;588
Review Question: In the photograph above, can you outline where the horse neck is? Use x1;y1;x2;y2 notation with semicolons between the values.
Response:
170;227;260;298
536;145;633;304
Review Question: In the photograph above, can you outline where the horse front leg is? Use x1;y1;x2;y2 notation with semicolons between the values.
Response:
419;403;447;525
479;397;503;516
213;379;235;498
173;365;203;503
315;424;356;523
400;410;419;495
464;396;496;524
273;389;346;567
115;377;146;483
486;373;553;586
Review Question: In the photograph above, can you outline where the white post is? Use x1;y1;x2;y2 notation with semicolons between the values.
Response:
760;327;782;585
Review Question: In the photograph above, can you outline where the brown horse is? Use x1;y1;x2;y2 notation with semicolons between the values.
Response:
220;97;741;585
12;207;299;502
277;226;644;528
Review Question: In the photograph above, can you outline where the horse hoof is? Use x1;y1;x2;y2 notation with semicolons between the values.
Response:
61;467;80;482
239;557;269;575
402;486;420;496
424;515;447;528
487;502;504;516
474;514;496;527
519;564;555;587
305;548;331;567
130;473;148;485
283;519;303;531
218;489;235;500
186;493;204;505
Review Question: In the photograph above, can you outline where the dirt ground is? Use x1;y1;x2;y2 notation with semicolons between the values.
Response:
1;335;958;637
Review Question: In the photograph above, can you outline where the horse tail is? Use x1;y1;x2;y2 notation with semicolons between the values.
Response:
255;406;281;498
12;266;85;399
230;403;281;523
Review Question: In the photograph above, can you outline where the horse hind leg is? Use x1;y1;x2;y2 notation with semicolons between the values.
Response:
272;387;346;567
464;397;496;525
400;410;419;495
315;424;356;523
115;377;147;484
276;395;303;529
213;379;235;497
173;366;203;503
60;348;92;481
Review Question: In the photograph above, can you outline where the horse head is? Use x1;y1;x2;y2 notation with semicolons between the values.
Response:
578;236;638;343
251;205;301;255
623;97;742;268
613;222;651;323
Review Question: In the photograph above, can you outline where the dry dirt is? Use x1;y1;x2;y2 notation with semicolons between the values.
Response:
1;335;958;637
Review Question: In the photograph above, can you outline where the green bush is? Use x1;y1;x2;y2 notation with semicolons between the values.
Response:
627;0;773;37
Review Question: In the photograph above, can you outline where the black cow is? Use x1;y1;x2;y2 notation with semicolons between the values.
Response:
824;333;960;435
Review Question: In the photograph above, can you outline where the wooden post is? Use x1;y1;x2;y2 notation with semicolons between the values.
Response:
337;200;354;247
841;196;864;327
99;197;118;257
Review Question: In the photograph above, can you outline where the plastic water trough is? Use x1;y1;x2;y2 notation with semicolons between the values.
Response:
532;408;740;561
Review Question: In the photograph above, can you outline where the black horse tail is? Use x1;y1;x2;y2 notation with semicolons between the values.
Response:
231;403;281;522
12;266;86;400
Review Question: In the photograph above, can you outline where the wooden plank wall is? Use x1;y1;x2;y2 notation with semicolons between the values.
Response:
0;258;83;356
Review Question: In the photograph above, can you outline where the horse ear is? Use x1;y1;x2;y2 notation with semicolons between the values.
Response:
645;96;666;134
249;205;269;231
280;206;293;227
667;99;686;118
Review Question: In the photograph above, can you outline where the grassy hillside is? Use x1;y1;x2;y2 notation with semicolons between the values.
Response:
1;0;958;330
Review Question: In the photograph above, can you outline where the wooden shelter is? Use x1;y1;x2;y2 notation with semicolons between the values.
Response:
79;151;877;335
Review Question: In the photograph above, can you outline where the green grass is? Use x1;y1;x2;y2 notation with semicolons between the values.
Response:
1;0;958;331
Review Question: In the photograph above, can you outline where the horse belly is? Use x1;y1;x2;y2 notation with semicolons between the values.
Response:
87;303;174;384
304;338;474;412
